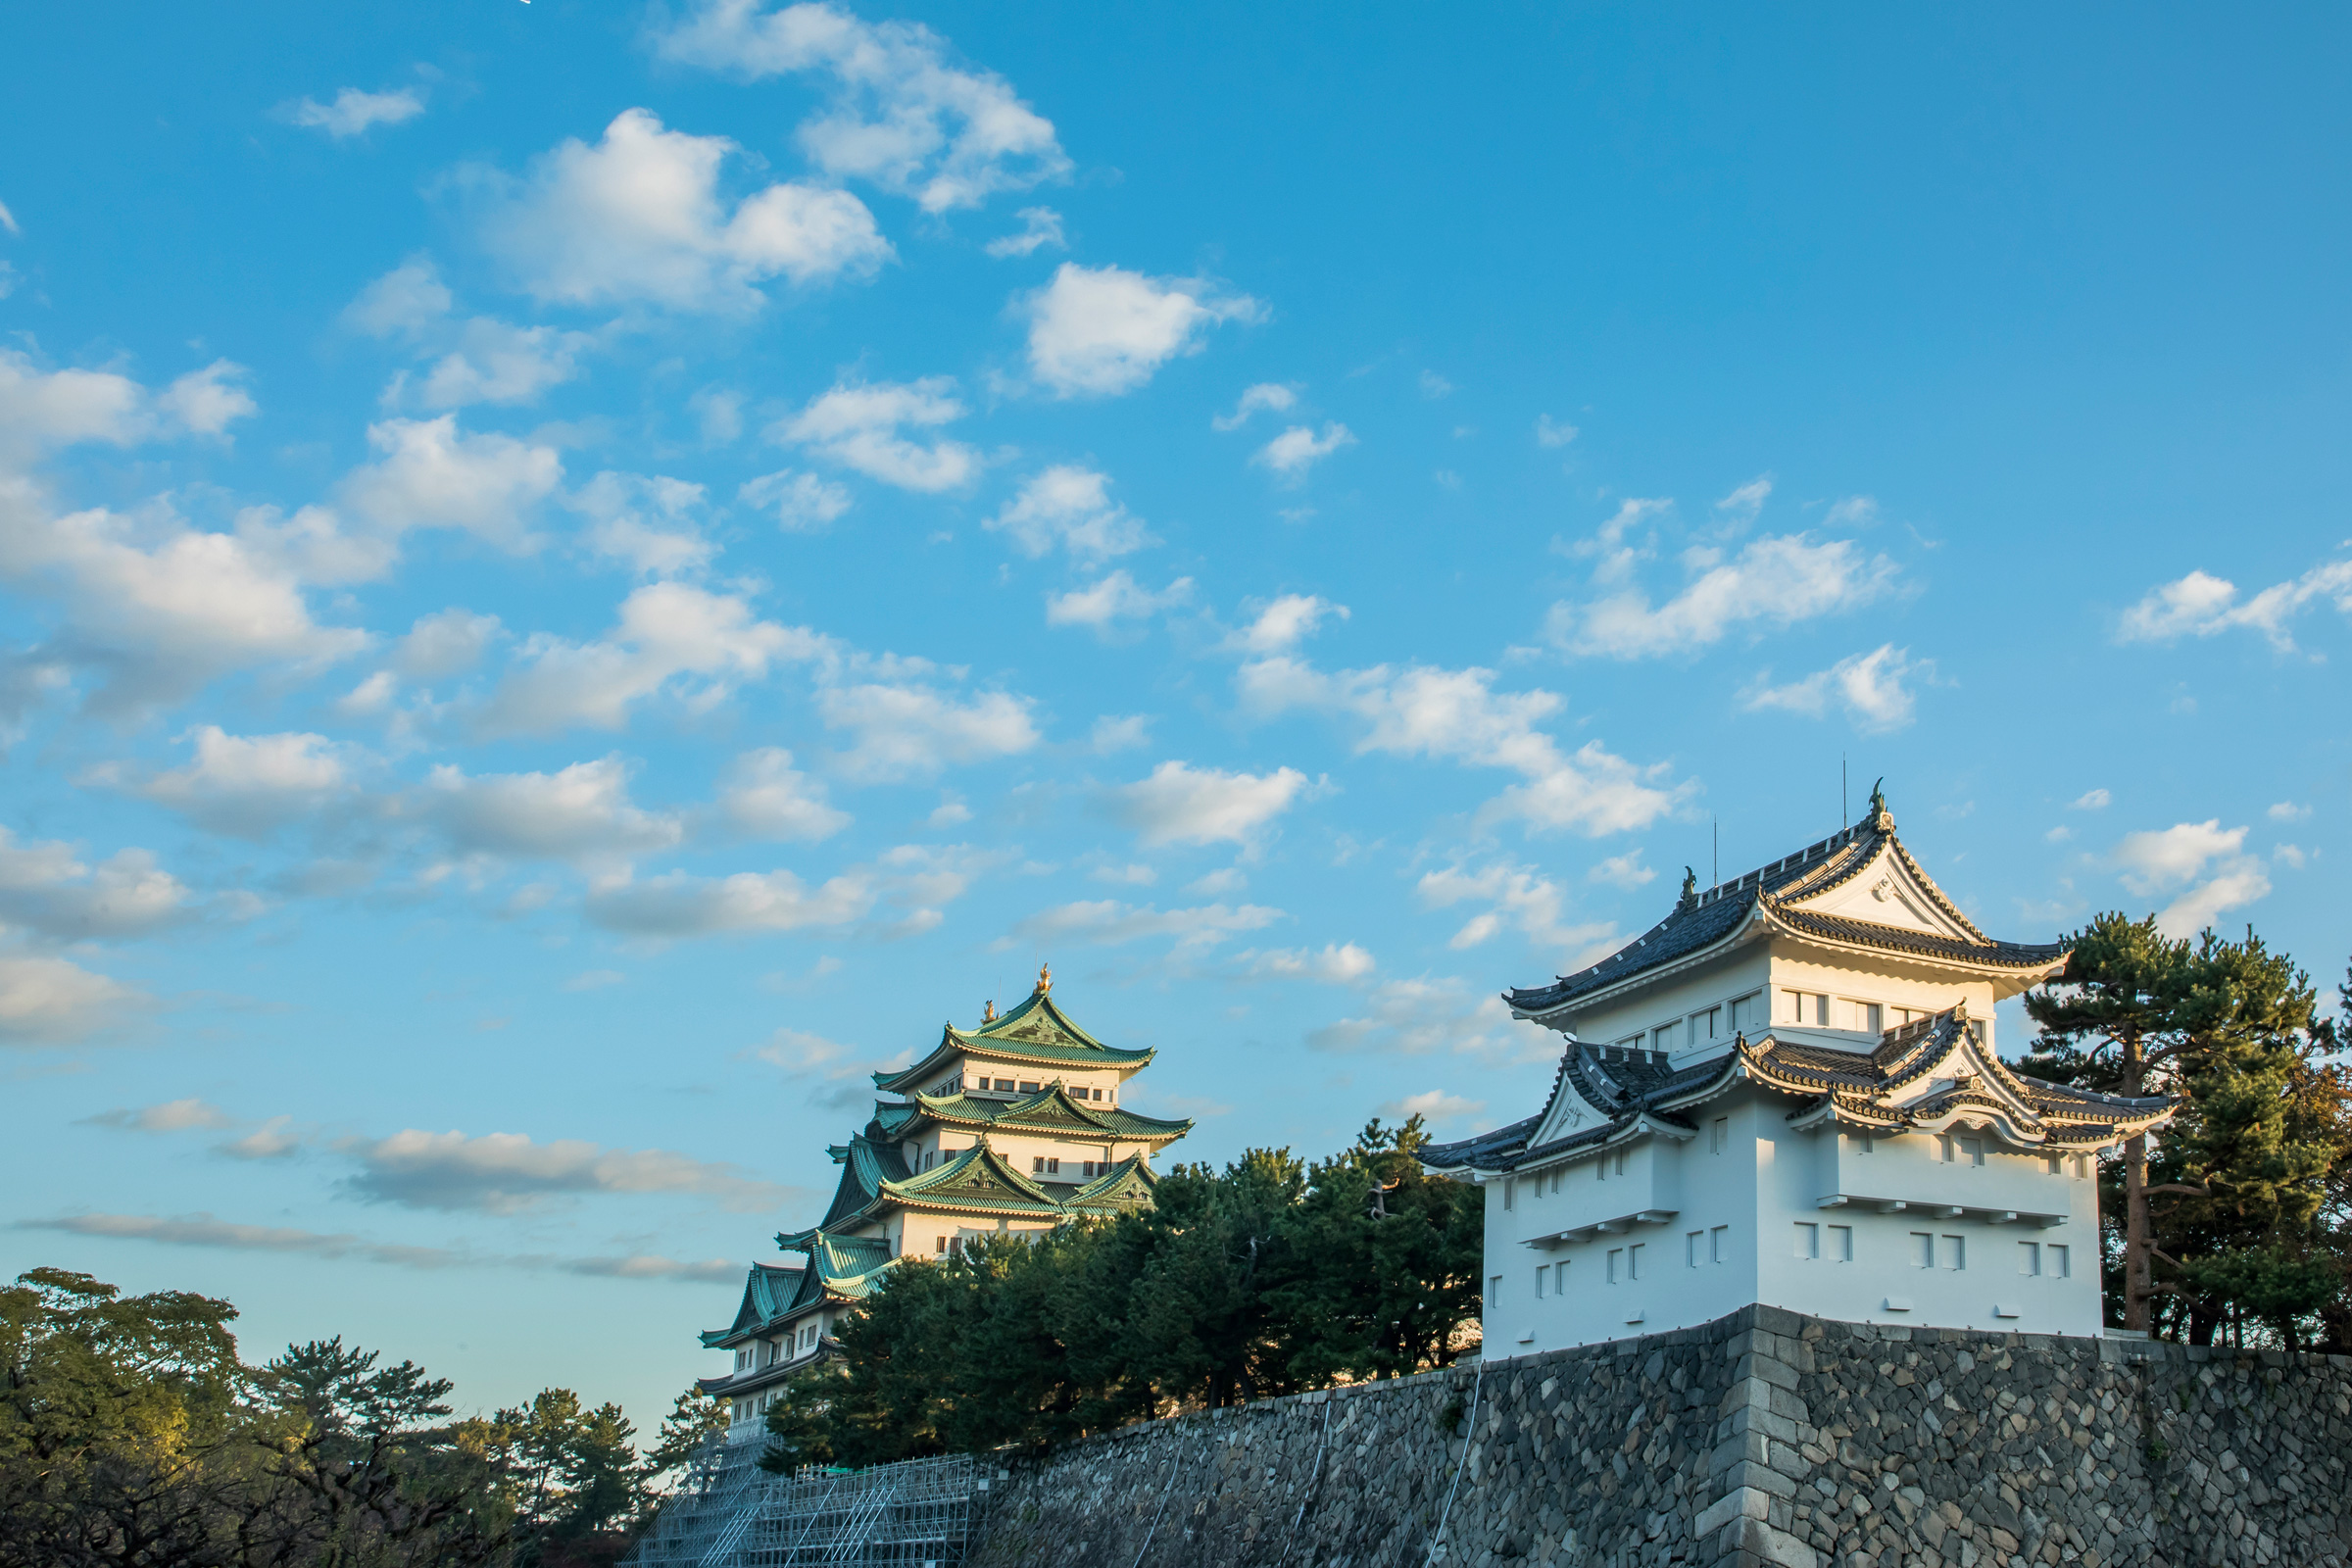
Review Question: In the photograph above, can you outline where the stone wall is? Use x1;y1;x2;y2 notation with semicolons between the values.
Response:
967;1307;2352;1568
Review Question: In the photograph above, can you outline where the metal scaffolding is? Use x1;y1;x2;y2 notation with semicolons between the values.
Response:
626;1434;978;1568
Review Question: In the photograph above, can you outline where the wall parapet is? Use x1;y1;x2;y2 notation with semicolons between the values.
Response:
969;1307;2352;1568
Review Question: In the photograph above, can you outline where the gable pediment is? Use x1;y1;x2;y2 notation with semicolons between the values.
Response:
1782;842;1978;942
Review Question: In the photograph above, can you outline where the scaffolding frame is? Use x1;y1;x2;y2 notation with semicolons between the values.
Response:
626;1434;978;1568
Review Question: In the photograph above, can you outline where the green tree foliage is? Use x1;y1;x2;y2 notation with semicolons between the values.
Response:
2026;918;2349;1348
762;1115;1481;1469
0;1270;655;1568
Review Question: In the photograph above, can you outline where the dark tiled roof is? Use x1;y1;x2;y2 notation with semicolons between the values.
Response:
1428;1007;2174;1175
1504;802;2059;1017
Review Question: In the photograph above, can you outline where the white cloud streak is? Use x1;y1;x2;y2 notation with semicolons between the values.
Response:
475;109;890;311
1109;760;1311;847
283;86;426;138
1021;264;1261;398
2118;560;2352;650
776;377;980;492
986;466;1152;561
1740;644;1927;732
652;0;1070;213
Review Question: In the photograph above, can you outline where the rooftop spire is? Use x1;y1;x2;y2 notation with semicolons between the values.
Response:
983;999;996;1022
1034;960;1052;995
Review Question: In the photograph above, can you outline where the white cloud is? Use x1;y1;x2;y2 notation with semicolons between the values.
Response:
1418;370;1454;399
986;466;1152;560
339;416;563;555
750;1025;882;1107
0;349;253;462
18;1210;745;1282
2155;860;2273;941
340;1127;785;1213
1089;714;1152;754
1306;975;1554;1064
585;844;981;939
0;828;193;941
1090;862;1156;887
2267;801;2310;822
476;583;824;736
1740;644;1927;732
1238;656;1684;837
986;206;1065;258
1252;422;1355;482
1242;943;1375;984
1187;867;1245;897
1379;1089;1486;1125
1825;496;1880;528
819;682;1039;781
155;362;258;437
475;109;890;311
1534;415;1578;449
568;470;711;578
1714;475;1772;528
652;1;1070;214
394;608;501;682
740;468;853;532
0;955;146;1044
2072;789;2112;811
83;1098;234;1132
1009;898;1283;953
1045;571;1194;630
1021;263;1261;398
2118;560;2352;650
2114;819;2248;896
283;86;426;138
1548;530;1898;660
1212;382;1297;431
125;727;353;838
718;748;851;841
420;757;684;865
776;376;980;492
1588;852;1654;890
1417;860;1613;956
1230;594;1348;655
0;199;19;236
1110;760;1311;847
691;387;745;444
347;260;597;414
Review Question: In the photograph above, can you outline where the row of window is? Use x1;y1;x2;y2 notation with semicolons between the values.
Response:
968;1076;1113;1102
1502;1121;1734;1209
1029;1155;1115;1178
1616;994;1764;1055
1498;1229;2073;1298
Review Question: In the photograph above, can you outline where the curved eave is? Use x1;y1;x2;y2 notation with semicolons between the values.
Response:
907;1087;1192;1143
1754;901;2067;981
873;1037;1156;1094
1506;898;1771;1023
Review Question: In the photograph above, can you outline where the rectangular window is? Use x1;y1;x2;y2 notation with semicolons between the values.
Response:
1502;1177;1515;1211
2019;1242;2040;1276
1911;1232;1934;1268
1653;1025;1675;1051
1959;1137;1984;1167
1047;1157;1059;1174
1941;1234;1966;1270
1612;1151;1628;1178
1535;1264;1549;1298
1826;1224;1851;1261
1712;1224;1729;1263
1019;1081;1040;1093
1938;1135;1955;1163
1606;1249;1622;1284
1688;1230;1704;1267
2045;1153;2062;1175
1489;1274;1502;1302
1628;1243;1644;1280
995;1078;1014;1091
935;1236;947;1253
2047;1245;2070;1278
1616;1035;1642;1053
1794;1222;1819;1259
1710;1118;1728;1154
1860;1003;1883;1035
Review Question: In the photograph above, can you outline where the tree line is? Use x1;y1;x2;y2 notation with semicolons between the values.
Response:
2023;914;2352;1348
760;1114;1482;1469
0;1269;723;1568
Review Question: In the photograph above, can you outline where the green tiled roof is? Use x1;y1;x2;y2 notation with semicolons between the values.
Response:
698;1261;808;1348
905;1083;1192;1143
877;1139;1065;1217
873;990;1154;1092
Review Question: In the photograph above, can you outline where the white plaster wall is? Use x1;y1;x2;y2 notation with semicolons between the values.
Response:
1563;950;1773;1062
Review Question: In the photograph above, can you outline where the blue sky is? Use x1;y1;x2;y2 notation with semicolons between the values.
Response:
4;1;2348;1430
